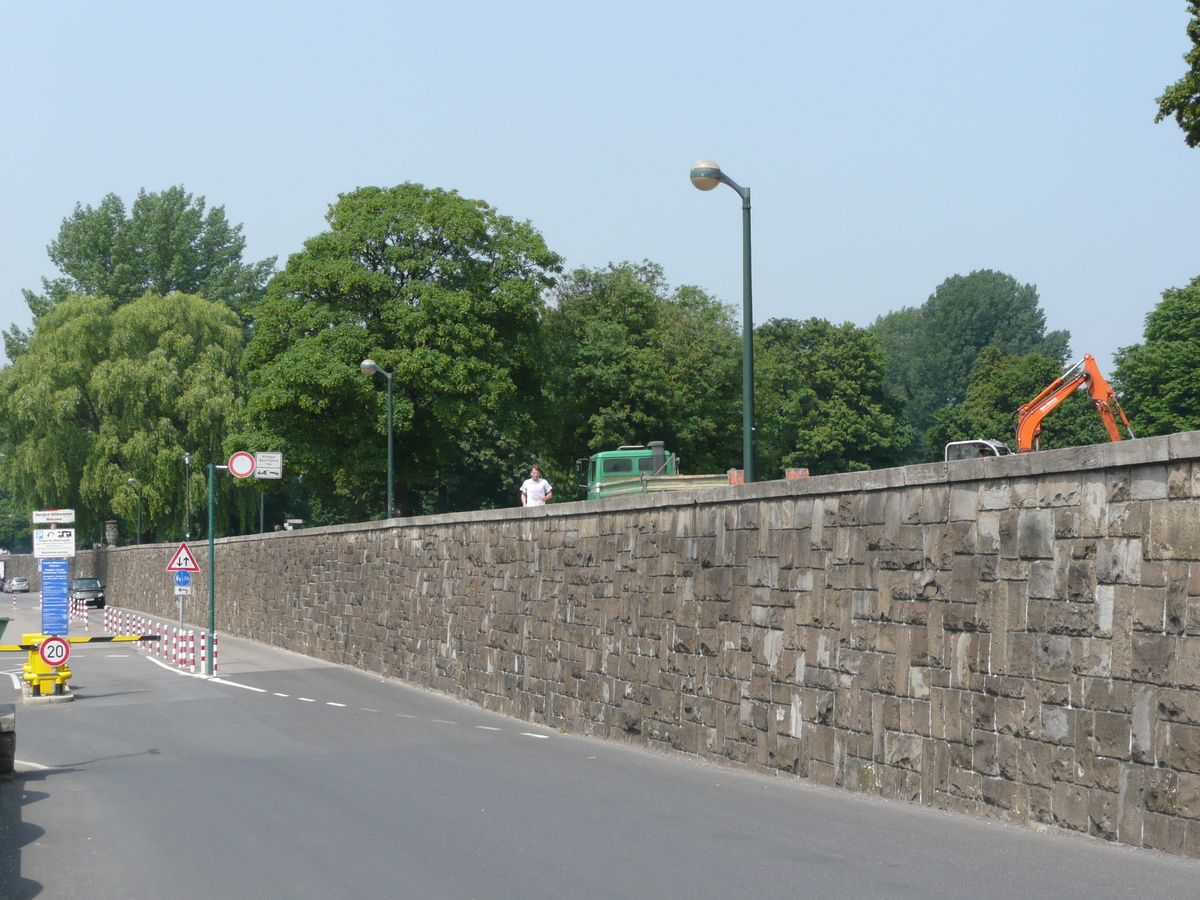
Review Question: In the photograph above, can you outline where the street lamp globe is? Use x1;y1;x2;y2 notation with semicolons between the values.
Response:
360;359;380;375
689;159;724;191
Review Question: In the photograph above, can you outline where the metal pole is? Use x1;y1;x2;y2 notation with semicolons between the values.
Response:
135;488;142;545
184;453;192;539
207;463;215;676
386;371;394;519
741;189;755;484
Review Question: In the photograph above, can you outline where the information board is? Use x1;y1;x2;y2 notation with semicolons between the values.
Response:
33;528;76;558
40;558;69;636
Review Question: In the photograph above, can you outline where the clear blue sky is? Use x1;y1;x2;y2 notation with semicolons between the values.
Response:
1;2;1195;374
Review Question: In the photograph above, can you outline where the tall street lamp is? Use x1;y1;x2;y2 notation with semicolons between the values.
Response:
690;159;756;483
183;452;192;538
360;359;394;519
127;478;143;545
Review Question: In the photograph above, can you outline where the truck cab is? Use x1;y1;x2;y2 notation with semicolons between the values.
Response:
576;442;677;498
944;439;1013;461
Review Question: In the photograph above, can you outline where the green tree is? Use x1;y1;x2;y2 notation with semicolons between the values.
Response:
7;186;275;356
870;269;1070;461
928;348;1113;454
0;293;250;541
242;184;562;520
1156;2;1200;147
540;262;741;495
755;317;910;477
1112;276;1200;435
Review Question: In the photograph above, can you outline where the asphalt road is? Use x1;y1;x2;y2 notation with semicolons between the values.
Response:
1;596;1198;899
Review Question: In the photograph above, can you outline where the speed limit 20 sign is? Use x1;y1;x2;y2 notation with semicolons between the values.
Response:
38;636;71;668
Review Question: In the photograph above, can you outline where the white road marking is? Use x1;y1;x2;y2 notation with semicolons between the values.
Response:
210;678;267;693
106;654;130;657
15;760;51;770
2;672;20;690
274;692;289;697
327;702;346;707
145;656;209;679
397;713;416;718
521;733;549;740
475;726;502;731
432;719;457;724
299;697;316;702
360;708;380;712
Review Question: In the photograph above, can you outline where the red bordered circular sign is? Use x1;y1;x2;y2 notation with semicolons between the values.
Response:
39;636;71;668
228;451;256;478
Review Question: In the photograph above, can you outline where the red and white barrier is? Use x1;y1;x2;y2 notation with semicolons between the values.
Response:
96;608;218;674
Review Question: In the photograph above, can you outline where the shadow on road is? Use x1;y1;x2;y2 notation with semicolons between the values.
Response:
0;769;54;899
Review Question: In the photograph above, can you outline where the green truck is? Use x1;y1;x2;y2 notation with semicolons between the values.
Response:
576;442;731;500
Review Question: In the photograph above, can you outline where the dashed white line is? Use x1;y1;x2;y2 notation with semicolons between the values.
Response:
360;708;380;712
327;702;346;707
475;726;502;731
432;719;457;725
521;733;549;740
299;697;316;702
397;713;416;718
274;693;289;697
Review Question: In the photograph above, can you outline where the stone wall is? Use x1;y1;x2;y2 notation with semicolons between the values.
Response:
15;431;1200;856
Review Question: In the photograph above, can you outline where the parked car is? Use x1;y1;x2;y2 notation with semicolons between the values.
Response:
69;578;106;609
8;577;29;593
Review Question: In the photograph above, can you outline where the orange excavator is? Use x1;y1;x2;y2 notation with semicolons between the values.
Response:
1015;354;1135;453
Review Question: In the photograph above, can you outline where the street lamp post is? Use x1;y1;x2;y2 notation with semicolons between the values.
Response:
183;452;192;539
360;359;394;519
127;478;142;545
690;159;756;483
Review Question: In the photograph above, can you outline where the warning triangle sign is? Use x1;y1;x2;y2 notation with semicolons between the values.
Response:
166;542;201;572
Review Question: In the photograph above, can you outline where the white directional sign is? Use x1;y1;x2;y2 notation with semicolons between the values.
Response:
255;452;283;479
166;542;200;572
33;528;76;558
33;509;75;524
174;585;192;596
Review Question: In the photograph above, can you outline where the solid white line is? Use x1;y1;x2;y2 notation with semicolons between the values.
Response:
475;725;502;731
520;733;550;740
14;760;50;770
209;677;267;693
144;656;209;679
326;702;346;707
2;672;19;690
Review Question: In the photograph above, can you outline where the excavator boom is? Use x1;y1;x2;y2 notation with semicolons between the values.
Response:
1015;354;1135;453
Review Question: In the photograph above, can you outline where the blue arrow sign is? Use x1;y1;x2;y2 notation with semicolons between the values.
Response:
173;570;192;587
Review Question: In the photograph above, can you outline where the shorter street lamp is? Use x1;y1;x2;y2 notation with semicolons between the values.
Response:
690;158;756;483
360;359;395;519
127;478;143;545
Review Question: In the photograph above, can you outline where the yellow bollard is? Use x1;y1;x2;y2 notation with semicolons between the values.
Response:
21;634;72;696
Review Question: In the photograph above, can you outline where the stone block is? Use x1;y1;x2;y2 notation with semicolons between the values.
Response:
1017;509;1055;559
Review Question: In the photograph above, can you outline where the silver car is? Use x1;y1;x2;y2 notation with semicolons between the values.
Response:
8;577;29;593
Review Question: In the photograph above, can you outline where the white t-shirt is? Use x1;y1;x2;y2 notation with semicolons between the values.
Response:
521;477;552;506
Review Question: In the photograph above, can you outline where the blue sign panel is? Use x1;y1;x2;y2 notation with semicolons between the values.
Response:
40;558;69;636
173;570;191;587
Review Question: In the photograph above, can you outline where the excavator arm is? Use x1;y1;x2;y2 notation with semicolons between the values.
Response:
1016;354;1135;453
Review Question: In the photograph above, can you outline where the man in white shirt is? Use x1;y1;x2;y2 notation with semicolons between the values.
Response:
520;465;553;507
